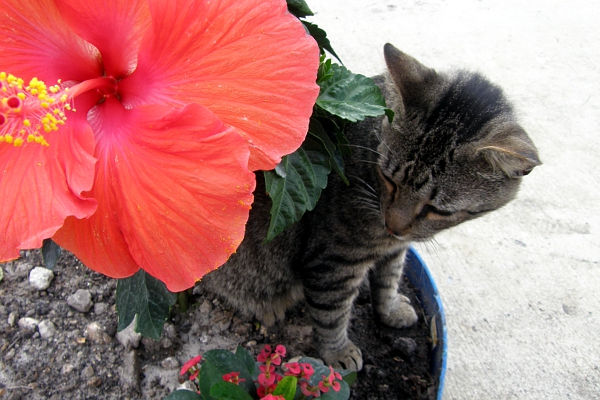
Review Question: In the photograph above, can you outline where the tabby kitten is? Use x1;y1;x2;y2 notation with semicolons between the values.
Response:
199;44;541;371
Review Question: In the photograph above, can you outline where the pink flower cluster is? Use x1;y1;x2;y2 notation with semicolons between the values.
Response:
284;362;341;397
255;344;286;396
179;344;344;399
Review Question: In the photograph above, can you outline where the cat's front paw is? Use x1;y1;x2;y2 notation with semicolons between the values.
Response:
376;295;418;328
321;341;363;371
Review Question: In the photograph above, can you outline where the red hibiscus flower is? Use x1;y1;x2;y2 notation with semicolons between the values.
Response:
0;0;319;291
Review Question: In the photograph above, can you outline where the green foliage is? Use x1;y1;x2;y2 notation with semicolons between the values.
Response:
210;381;254;400
286;0;314;18
308;117;348;185
200;349;256;398
168;346;352;400
319;383;351;400
302;21;342;63
316;63;388;122
116;269;177;340
235;345;258;377
272;376;298;400
163;390;203;400
299;358;354;400
264;56;390;242
264;137;331;242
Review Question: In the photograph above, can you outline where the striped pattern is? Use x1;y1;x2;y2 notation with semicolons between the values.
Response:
200;48;538;371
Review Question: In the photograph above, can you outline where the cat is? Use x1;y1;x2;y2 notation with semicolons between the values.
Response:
198;43;541;371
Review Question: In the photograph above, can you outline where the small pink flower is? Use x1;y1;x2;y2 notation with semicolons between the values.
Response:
301;363;315;379
259;364;276;374
258;372;276;388
180;355;202;376
260;395;285;400
318;366;342;393
257;345;272;363
275;345;286;357
300;381;320;397
257;383;277;398
284;362;301;376
222;371;245;385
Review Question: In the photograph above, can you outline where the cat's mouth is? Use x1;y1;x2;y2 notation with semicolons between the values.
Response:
385;225;432;243
385;226;412;242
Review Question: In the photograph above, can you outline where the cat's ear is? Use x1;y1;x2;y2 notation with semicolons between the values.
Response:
476;126;542;178
384;43;438;104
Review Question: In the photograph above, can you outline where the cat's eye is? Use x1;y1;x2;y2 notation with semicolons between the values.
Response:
418;205;455;220
466;209;492;216
377;167;397;195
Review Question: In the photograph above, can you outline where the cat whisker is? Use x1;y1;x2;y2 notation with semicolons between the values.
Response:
348;175;378;197
352;197;381;216
353;186;378;199
347;144;388;160
418;238;444;269
353;198;380;209
355;159;380;166
377;137;392;154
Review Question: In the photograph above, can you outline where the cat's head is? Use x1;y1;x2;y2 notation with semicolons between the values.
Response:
377;44;541;241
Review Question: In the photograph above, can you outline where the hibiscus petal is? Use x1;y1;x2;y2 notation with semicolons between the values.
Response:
119;0;320;171
0;0;101;83
54;0;151;78
0;112;97;261
55;98;255;291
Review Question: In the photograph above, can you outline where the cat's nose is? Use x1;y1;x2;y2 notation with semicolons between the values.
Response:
385;223;410;238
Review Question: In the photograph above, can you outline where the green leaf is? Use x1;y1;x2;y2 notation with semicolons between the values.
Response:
384;108;395;124
41;239;61;270
235;346;257;377
209;381;254;400
264;138;331;242
298;357;352;400
316;63;388;122
302;21;342;64
163;389;204;400
273;376;298;400
308;118;348;185
199;360;223;400
339;370;357;386
319;381;351;400
202;350;255;394
317;56;334;85
116;269;177;340
286;0;314;18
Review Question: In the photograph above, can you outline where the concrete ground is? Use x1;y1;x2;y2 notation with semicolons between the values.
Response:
311;1;600;398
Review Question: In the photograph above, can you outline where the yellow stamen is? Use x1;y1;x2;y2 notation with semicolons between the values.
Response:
0;72;74;147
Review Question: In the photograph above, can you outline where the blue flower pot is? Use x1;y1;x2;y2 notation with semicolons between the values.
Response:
404;247;447;400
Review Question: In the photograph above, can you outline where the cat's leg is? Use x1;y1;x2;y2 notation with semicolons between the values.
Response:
302;264;368;371
370;248;418;328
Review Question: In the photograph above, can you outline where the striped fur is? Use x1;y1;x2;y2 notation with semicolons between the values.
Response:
198;44;540;371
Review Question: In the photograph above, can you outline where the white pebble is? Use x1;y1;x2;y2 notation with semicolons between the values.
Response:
29;267;55;290
84;322;111;344
161;356;180;370
61;364;74;375
38;320;57;339
116;318;142;350
67;289;93;313
7;312;18;327
18;317;39;331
